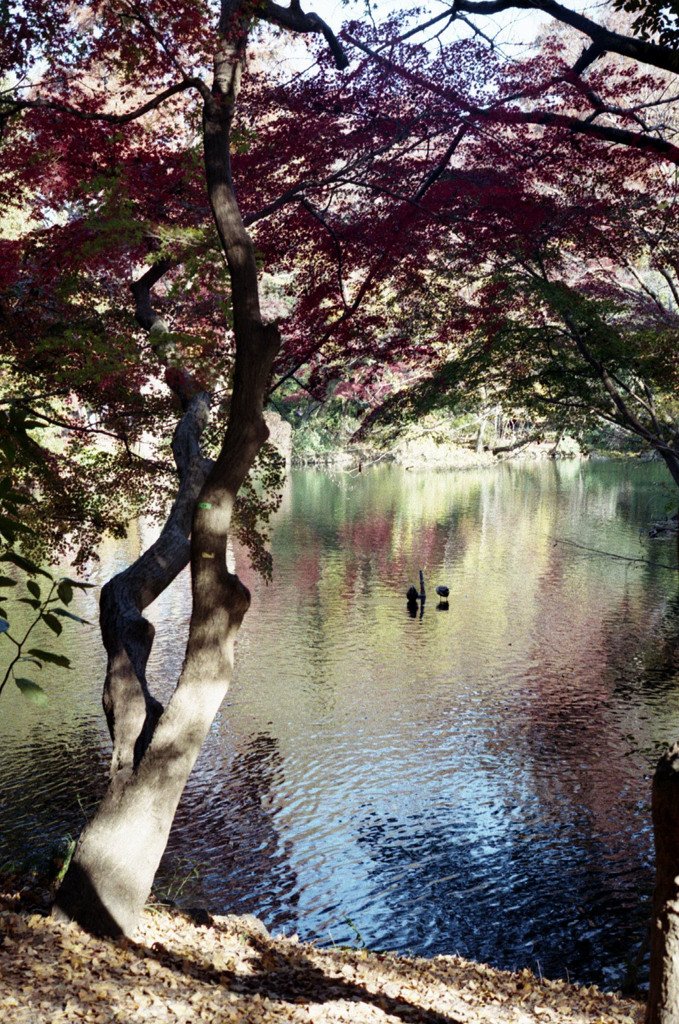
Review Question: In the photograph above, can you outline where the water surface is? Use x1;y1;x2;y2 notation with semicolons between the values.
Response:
2;459;678;990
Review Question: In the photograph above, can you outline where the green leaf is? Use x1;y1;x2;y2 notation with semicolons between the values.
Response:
0;576;18;587
15;679;48;706
0;441;16;463
27;648;71;668
0;552;52;579
0;520;15;544
51;608;90;625
41;612;63;636
18;656;43;669
0;515;33;537
19;598;41;609
26;580;41;600
57;581;73;605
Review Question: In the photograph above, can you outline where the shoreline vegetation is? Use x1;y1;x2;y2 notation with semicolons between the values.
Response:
267;410;661;473
0;882;645;1024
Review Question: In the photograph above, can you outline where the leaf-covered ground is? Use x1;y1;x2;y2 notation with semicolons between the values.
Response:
0;889;645;1024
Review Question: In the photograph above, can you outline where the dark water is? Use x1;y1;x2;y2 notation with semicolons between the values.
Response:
2;459;679;991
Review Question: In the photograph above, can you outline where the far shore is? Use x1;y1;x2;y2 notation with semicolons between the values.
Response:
291;441;661;472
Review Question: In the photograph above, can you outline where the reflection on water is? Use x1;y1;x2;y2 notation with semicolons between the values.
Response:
2;459;679;989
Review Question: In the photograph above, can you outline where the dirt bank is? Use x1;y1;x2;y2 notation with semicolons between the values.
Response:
0;893;644;1024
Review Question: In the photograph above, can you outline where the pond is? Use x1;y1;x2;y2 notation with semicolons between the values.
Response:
2;458;679;991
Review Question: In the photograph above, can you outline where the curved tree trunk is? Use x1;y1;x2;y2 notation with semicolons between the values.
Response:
51;0;348;941
647;743;679;1024
53;29;280;937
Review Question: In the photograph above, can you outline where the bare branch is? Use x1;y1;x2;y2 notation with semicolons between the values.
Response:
659;267;679;309
572;42;604;77
553;537;679;572
261;1;349;69
3;78;206;127
644;380;663;436
413;124;470;202
12;405;155;456
130;259;174;333
452;0;679;75
350;9;458;56
563;311;658;445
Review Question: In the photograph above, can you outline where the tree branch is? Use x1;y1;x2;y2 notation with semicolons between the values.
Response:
413;124;470;202
12;405;156;458
261;1;349;69
130;260;209;411
130;260;174;333
659;267;679;309
100;390;212;781
452;0;679;75
3;78;203;126
345;32;679;164
563;311;658;446
571;42;604;77
300;198;348;308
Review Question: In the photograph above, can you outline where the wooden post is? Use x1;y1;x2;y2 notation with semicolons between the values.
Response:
648;742;679;1024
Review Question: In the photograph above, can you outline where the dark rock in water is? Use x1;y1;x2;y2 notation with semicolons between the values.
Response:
435;585;450;598
406;586;419;603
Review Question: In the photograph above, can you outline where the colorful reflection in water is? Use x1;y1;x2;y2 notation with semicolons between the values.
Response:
2;459;679;990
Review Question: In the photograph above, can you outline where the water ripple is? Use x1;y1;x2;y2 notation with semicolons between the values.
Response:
0;462;674;990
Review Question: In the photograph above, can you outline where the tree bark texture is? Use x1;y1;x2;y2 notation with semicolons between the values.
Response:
647;743;679;1024
53;32;280;936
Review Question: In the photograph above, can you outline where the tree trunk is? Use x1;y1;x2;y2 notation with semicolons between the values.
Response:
647;743;679;1024
49;0;350;940
53;31;280;937
658;451;679;492
476;414;487;453
549;428;565;457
